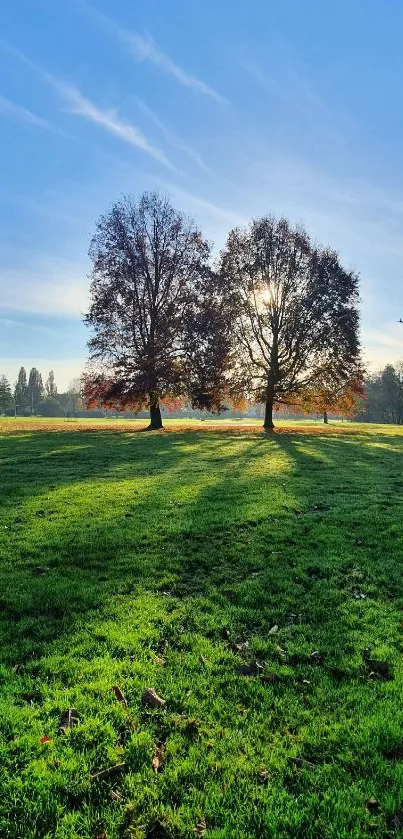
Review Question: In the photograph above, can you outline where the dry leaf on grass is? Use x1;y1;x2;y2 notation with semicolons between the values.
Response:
155;656;166;666
199;655;208;665
90;763;126;782
231;641;249;654
40;735;51;744
112;686;128;708
193;819;207;836
142;688;167;709
290;757;315;769
152;742;165;773
110;790;121;801
310;651;323;664
268;625;279;635
59;708;79;734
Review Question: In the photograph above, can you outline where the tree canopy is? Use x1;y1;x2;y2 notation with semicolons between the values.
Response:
219;215;361;428
84;192;223;429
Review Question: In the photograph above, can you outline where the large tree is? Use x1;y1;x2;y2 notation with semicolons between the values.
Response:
85;192;214;429
14;366;28;414
220;216;361;429
27;368;44;415
0;375;14;415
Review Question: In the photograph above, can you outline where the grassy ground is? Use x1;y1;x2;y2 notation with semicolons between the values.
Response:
1;418;403;839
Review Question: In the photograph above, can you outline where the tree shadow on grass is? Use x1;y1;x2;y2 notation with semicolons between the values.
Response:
0;426;402;668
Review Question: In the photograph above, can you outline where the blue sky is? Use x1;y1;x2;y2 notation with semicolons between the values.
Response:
1;0;402;390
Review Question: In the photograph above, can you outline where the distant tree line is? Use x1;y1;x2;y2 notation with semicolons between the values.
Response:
0;368;85;417
357;362;403;424
1;361;402;424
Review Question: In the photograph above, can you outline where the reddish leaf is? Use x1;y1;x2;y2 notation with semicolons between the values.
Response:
40;736;51;744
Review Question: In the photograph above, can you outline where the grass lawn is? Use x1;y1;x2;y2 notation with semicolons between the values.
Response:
1;418;403;838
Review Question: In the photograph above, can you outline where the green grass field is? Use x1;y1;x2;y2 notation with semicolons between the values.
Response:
1;418;403;839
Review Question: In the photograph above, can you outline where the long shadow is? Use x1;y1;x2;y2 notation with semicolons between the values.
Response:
1;426;402;673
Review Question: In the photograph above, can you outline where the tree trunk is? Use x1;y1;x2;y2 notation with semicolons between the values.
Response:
323;410;328;424
148;392;163;430
263;398;274;430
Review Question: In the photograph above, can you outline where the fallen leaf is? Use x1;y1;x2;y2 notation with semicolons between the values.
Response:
275;645;287;661
310;651;323;665
110;790;121;801
366;797;379;813
155;656;166;666
268;625;279;635
353;592;367;600
112;686;128;708
90;763;126;782
59;708;79;734
258;769;270;779
95;834;107;839
193;819;207;836
152;742;165;774
231;641;249;654
199;655;208;665
236;662;263;677
290;757;315;769
40;735;51;744
142;688;167;709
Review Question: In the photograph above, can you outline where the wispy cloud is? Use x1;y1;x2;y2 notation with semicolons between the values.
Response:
135;98;210;172
0;40;176;171
71;2;225;103
127;32;225;103
0;93;62;134
58;84;177;170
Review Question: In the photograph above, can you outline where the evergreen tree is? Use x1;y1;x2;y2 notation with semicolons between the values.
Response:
14;366;28;414
27;368;44;415
45;370;57;397
0;375;14;414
